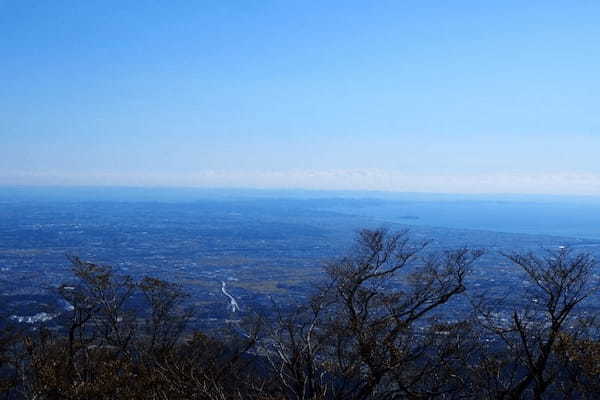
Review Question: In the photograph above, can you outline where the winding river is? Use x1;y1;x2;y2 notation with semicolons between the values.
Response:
221;281;240;312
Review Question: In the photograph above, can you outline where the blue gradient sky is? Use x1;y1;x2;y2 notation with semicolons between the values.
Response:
2;1;599;194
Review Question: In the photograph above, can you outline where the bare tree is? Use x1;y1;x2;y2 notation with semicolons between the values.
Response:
65;256;138;354
138;276;191;355
266;228;483;400
472;248;599;400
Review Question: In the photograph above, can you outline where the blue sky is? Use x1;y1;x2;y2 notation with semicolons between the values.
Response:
1;1;599;194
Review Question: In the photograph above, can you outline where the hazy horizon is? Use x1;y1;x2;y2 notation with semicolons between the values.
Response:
3;184;600;202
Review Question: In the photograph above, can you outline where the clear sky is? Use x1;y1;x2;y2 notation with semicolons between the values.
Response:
1;1;599;194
